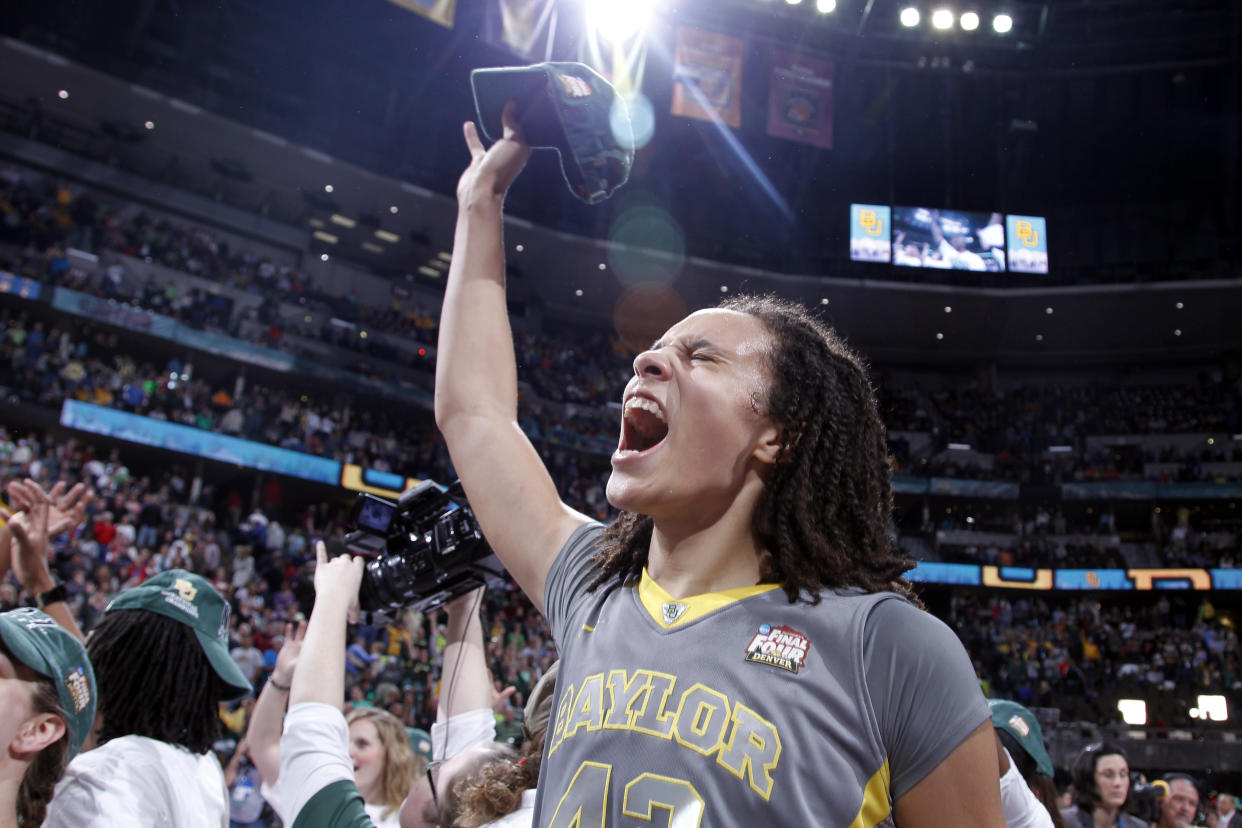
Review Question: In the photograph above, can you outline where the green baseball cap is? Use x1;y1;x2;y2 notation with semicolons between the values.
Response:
990;699;1054;778
0;608;97;758
406;727;433;762
106;570;251;700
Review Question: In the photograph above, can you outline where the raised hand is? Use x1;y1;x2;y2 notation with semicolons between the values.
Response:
272;619;307;687
312;541;363;619
7;479;91;536
456;101;532;206
7;483;55;593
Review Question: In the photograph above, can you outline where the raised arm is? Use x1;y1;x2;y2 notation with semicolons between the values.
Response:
434;108;590;612
437;588;499;721
6;482;86;642
245;619;306;785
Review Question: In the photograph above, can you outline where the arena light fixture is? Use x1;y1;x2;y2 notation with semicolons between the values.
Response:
418;265;441;278
585;0;657;43
389;205;399;214
816;0;836;12
948;443;971;451
575;289;584;296
1198;695;1228;721
820;298;829;305
1174;329;1183;336
598;262;607;270
1045;306;1054;314
58;89;69;99
324;184;334;193
1117;699;1147;726
330;214;356;228
312;231;339;244
786;0;803;5
960;11;979;30
935;332;944;340
993;13;1013;33
944;305;952;313
1175;301;1184;309
932;9;954;29
320;253;330;262
375;229;401;243
144;120;156;130
900;7;920;27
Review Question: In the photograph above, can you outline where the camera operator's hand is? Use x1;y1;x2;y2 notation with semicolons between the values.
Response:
457;102;531;209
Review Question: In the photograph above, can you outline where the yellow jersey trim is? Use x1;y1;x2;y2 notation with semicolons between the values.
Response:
637;569;781;628
846;759;891;828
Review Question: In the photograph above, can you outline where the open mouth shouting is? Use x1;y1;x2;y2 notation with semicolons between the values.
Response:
615;395;669;460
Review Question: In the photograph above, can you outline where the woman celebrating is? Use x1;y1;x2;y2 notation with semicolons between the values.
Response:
345;707;417;827
1061;742;1148;828
432;100;1005;826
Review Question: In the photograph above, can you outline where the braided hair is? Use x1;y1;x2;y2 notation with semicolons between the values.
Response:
87;609;224;753
593;294;917;604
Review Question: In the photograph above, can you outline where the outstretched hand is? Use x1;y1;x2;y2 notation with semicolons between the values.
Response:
272;619;307;686
6;482;55;593
313;541;363;620
7;479;91;537
456;101;532;207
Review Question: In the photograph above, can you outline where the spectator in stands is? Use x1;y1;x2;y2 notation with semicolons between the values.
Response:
0;603;95;828
44;569;252;827
1154;775;1200;828
1218;793;1238;827
1061;742;1148;828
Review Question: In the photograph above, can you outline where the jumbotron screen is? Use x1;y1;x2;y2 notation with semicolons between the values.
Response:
891;206;1006;272
849;204;891;263
1006;215;1049;273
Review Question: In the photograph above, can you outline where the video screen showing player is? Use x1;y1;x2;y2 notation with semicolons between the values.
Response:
849;204;891;263
891;207;1006;272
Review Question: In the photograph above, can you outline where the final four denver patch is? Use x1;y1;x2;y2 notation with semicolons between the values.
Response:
744;624;810;674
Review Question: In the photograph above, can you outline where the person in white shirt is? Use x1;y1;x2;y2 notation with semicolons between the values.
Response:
930;209;988;271
44;570;252;828
990;699;1061;828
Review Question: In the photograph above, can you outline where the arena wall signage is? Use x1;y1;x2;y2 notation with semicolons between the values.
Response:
0;271;42;299
907;561;1242;591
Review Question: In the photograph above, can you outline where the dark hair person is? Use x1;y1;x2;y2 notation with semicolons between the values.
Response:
1062;742;1149;828
43;570;252;827
432;102;1005;826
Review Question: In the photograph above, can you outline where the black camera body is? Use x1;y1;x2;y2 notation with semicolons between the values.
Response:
1127;777;1169;825
345;480;503;614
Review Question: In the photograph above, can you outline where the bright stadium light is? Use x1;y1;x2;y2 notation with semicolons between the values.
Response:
786;0;803;6
900;7;920;27
993;13;1013;33
585;0;657;42
960;11;980;30
1117;699;1147;726
816;0;836;12
1198;695;1228;722
932;9;954;29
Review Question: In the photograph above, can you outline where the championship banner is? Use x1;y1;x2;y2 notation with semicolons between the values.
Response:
481;0;557;61
671;26;743;128
767;49;835;149
385;0;457;29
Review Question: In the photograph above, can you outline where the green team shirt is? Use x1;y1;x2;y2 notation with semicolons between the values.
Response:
292;781;372;828
535;523;989;828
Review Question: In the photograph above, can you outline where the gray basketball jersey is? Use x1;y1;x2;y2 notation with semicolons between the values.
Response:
535;523;986;827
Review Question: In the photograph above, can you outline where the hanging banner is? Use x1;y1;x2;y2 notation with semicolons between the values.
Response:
385;0;457;29
481;0;558;61
671;26;743;128
767;49;835;149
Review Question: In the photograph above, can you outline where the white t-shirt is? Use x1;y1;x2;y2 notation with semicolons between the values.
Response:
45;735;229;828
999;748;1054;828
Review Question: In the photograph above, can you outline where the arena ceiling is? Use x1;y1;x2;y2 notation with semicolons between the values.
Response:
0;1;1239;363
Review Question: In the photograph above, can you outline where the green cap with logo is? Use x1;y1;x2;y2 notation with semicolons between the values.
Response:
989;698;1054;778
405;727;433;762
0;608;97;758
106;569;252;700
